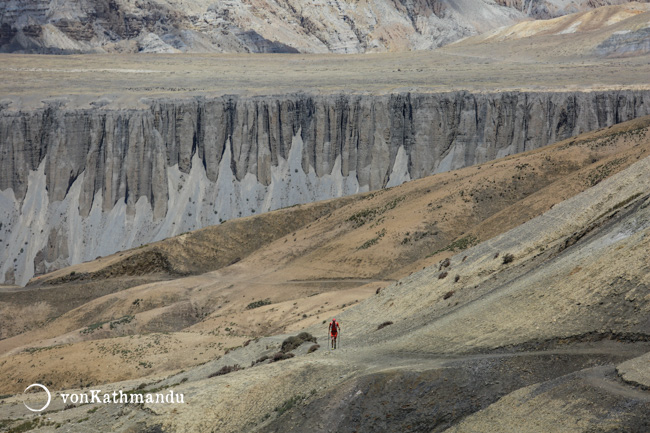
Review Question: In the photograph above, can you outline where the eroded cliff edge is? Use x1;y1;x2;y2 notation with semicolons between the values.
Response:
1;90;649;285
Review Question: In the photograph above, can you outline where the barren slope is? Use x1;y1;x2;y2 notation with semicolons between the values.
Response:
3;120;648;432
448;3;650;58
0;116;649;411
153;132;650;433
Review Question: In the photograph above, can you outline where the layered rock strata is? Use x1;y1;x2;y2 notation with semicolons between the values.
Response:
0;0;630;54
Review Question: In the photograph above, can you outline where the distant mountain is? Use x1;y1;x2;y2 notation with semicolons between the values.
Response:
494;0;642;19
449;3;650;57
0;0;644;53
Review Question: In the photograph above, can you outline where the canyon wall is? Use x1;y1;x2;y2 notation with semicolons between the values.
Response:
1;90;649;285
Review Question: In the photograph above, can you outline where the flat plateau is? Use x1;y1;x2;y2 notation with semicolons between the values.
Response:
1;49;649;109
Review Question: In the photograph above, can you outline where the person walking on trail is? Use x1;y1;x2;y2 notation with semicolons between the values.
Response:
329;318;340;349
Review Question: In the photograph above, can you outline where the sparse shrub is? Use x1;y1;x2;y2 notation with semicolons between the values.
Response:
308;344;320;353
348;208;377;228
281;332;317;353
377;321;393;330
271;352;295;362
438;271;448;279
439;258;450;270
429;235;479;257
297;332;315;342
246;299;271;310
502;253;515;264
586;158;626;186
443;290;455;300
494;252;500;259
109;315;134;329
280;336;301;353
274;394;304;416
208;364;242;378
358;228;386;250
7;419;38;432
254;355;269;365
348;197;405;228
224;345;241;354
81;320;109;334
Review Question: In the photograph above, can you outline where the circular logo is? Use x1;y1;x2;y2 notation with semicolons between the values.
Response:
23;383;51;412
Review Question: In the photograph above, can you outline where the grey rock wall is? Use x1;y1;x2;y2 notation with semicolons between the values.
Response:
1;90;649;285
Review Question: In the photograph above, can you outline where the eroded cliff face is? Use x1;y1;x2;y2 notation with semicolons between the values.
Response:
1;90;649;285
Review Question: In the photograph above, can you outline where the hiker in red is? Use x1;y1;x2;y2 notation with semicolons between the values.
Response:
329;318;340;349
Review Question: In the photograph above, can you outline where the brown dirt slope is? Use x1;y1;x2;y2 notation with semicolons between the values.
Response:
159;132;650;433
0;116;649;398
32;194;356;284
448;3;650;58
0;196;354;340
462;3;650;42
1;116;650;432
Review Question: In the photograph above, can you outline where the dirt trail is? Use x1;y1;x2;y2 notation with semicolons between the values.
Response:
316;337;650;378
252;339;650;433
584;366;650;401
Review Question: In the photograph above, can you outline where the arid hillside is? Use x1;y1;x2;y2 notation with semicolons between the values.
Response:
1;116;650;433
449;2;650;58
1;114;649;433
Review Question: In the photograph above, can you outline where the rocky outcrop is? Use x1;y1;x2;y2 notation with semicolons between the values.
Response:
1;90;650;285
0;0;633;54
494;0;635;19
596;26;650;57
